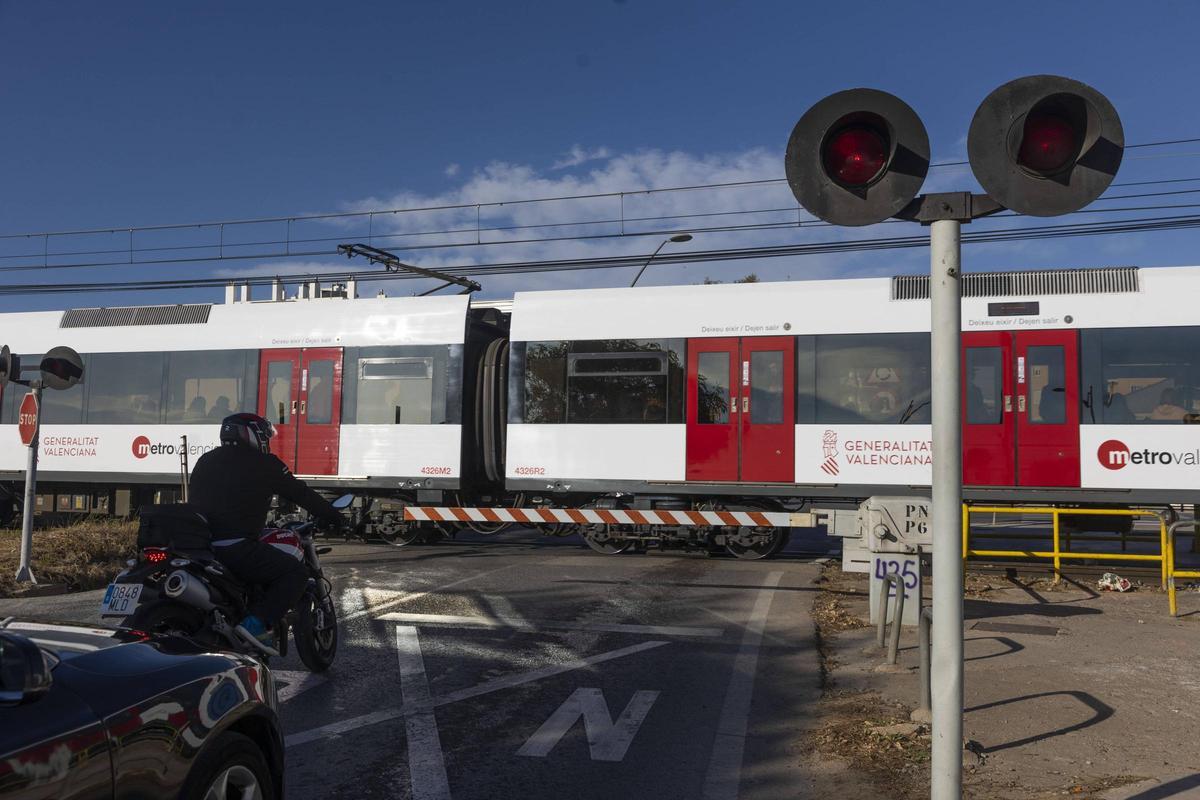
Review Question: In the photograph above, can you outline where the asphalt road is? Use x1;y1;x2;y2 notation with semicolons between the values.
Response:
1;528;828;800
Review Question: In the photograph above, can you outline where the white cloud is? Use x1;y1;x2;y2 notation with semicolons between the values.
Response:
269;143;1113;300
551;145;612;170
444;163;460;177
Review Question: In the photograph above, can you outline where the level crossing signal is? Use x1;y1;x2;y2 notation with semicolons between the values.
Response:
968;75;1124;217
38;346;84;390
0;345;17;384
784;88;930;226
785;74;1124;224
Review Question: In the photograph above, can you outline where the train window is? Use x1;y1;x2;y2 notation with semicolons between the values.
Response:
566;340;682;424
265;360;293;425
965;347;1002;424
1082;327;1200;424
568;353;667;423
86;352;166;424
1026;346;1066;425
516;339;684;424
164;351;253;423
750;350;784;424
306;360;336;424
522;341;567;424
507;341;527;424
342;346;455;425
40;376;85;424
811;333;931;424
355;357;433;424
697;352;730;424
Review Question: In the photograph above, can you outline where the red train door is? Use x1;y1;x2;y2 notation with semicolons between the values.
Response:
960;331;1079;487
258;347;343;475
260;349;301;471
1014;330;1079;487
686;338;739;481
962;333;1014;485
740;336;795;482
686;337;794;482
296;348;343;476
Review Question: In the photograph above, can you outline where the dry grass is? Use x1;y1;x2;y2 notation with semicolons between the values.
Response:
809;690;930;798
0;520;136;597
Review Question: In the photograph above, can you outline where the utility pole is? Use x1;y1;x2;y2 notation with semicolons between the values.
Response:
784;77;1124;799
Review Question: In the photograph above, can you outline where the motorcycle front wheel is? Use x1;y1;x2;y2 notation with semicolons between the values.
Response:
293;590;338;672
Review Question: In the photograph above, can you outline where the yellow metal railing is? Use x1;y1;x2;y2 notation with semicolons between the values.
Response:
962;505;1170;591
1167;520;1200;616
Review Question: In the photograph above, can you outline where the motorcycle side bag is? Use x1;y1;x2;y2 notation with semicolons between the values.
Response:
137;504;213;554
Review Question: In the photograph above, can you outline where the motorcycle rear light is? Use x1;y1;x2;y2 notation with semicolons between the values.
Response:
142;547;169;564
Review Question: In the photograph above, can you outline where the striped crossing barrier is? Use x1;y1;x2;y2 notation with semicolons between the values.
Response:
403;506;807;528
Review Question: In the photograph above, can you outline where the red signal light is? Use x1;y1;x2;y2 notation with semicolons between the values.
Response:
822;126;888;187
142;547;168;564
1017;112;1080;175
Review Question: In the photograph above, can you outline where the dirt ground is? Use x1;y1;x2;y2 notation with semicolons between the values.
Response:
0;520;136;597
803;562;1200;800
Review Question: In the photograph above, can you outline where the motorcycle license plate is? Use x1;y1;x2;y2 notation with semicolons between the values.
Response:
99;583;143;617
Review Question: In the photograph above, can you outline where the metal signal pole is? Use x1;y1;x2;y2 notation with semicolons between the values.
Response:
928;219;963;799
15;382;42;584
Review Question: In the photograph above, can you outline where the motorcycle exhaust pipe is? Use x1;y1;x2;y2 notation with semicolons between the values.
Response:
162;570;215;611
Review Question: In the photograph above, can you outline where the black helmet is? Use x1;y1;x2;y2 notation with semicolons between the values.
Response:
220;413;276;454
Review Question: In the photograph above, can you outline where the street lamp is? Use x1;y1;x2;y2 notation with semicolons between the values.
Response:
629;234;693;287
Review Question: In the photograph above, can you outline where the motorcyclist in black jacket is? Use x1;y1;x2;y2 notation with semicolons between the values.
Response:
189;412;344;654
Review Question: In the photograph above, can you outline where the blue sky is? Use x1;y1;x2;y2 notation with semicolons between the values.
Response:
2;0;1199;311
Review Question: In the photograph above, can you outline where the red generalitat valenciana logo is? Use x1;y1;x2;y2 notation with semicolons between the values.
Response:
1097;439;1130;470
132;435;152;459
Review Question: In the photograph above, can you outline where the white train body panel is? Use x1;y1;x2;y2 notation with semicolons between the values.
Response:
506;424;684;483
508;265;1200;500
337;424;462;480
0;295;469;485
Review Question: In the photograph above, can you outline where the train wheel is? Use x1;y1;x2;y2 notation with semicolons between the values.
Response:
375;514;424;547
582;525;633;555
725;526;783;560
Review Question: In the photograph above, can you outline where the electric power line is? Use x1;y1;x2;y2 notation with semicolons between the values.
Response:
3;211;1199;298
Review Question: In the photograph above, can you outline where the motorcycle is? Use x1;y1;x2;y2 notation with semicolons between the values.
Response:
100;495;352;672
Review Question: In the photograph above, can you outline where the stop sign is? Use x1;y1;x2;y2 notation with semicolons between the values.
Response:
18;392;38;446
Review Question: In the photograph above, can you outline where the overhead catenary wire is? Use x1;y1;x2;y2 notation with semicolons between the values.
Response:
2;189;1200;276
3;211;1200;297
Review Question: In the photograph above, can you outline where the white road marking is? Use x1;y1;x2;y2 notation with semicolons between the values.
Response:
341;564;515;622
273;670;328;703
396;626;452;800
701;570;784;800
516;688;660;762
285;640;668;748
378;612;724;639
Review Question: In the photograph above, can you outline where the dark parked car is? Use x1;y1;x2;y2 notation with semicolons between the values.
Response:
0;619;283;799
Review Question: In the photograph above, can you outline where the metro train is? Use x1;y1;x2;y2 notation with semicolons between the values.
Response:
3;264;1200;558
